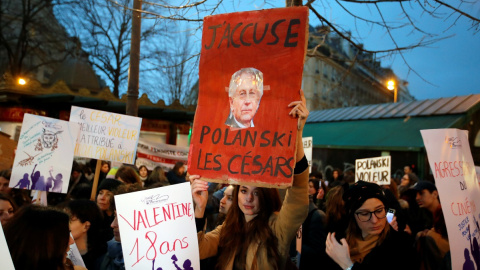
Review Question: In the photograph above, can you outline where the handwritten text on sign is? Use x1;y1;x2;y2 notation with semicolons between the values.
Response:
421;129;480;270
70;106;142;164
355;156;391;185
188;7;308;188
114;183;200;270
10;114;79;193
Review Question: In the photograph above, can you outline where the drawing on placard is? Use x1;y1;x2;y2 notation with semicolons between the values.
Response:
34;121;64;152
48;168;64;192
17;151;40;167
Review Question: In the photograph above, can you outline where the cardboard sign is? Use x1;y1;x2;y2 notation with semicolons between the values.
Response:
10;114;79;193
0;225;15;270
114;183;199;270
302;137;313;174
355;156;391;185
136;139;188;171
188;7;309;188
69;106;142;164
421;129;480;270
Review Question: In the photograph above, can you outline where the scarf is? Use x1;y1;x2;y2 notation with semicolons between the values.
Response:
349;234;380;263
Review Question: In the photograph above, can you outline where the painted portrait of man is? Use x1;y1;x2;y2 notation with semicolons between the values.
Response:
225;67;264;129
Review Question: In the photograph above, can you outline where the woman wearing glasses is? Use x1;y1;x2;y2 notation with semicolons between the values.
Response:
326;181;419;270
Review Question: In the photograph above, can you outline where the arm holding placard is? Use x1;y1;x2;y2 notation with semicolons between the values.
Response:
191;176;220;259
270;89;309;260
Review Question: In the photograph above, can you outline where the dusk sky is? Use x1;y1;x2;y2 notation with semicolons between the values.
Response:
207;1;480;101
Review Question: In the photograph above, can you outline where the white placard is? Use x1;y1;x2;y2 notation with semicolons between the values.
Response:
136;139;189;171
10;114;79;193
0;225;15;270
421;129;480;270
70;106;142;164
114;183;199;270
67;233;86;267
302;137;313;174
355;156;391;185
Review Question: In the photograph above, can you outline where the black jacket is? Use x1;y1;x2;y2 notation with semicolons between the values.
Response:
322;228;419;270
351;229;419;270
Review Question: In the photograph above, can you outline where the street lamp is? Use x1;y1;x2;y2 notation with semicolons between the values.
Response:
18;78;27;85
387;80;397;103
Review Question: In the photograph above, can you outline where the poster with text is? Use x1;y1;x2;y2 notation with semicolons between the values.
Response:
302;137;313;174
136;139;188;172
114;182;199;270
421;129;480;270
10;114;79;193
355;156;391;185
188;7;309;188
70;106;142;165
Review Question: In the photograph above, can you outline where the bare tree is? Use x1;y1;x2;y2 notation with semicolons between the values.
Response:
55;0;165;98
128;0;480;84
296;0;479;80
141;24;199;105
0;0;73;80
56;0;479;104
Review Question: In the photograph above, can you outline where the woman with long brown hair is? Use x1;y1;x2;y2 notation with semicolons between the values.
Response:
190;91;309;269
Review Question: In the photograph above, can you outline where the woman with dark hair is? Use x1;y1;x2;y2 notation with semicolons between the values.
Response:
115;165;141;185
138;165;149;183
167;162;186;185
4;204;74;270
329;168;343;187
325;181;419;270
398;173;418;197
66;199;107;270
0;192;16;226
144;166;169;188
96;179;124;244
190;92;309;269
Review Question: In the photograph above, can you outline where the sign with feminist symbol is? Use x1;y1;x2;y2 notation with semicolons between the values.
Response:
188;7;309;188
421;129;480;270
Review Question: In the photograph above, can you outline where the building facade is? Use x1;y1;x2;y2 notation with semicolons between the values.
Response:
302;26;415;111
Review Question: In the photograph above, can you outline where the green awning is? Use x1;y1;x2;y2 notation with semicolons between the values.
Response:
303;114;467;151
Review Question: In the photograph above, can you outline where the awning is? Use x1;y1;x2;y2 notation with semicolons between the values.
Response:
303;114;467;151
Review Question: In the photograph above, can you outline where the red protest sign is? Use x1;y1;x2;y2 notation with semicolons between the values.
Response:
188;7;309;188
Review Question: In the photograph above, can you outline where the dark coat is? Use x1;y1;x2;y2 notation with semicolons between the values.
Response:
352;229;419;270
299;200;328;270
322;228;419;270
166;170;186;185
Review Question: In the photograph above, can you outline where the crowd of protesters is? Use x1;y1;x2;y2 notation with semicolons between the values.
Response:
0;93;454;270
0;160;188;270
